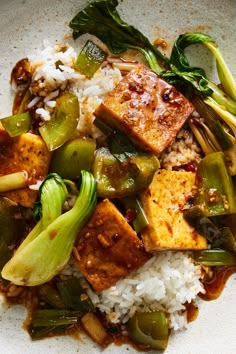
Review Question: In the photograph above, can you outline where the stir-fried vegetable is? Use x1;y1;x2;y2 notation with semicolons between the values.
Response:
69;0;168;74
1;112;31;137
123;196;149;233
74;40;107;78
94;117;137;162
50;138;96;179
39;284;65;309
1;170;96;285
183;206;236;253
57;278;94;312
93;147;159;198
194;152;236;216
81;312;109;347
194;249;236;266
15;174;68;253
127;311;169;351
0;171;28;193
0;197;27;272
29;309;82;339
39;92;80;151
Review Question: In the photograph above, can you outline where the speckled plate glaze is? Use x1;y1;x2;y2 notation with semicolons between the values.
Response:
0;1;236;353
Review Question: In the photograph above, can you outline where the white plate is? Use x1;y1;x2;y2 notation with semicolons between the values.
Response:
0;1;236;353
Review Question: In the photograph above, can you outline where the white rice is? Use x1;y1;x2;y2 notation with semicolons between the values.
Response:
28;41;122;136
27;41;205;332
88;252;204;331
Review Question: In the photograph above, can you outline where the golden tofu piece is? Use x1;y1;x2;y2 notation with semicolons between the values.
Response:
74;199;151;292
140;170;207;251
0;124;51;207
95;64;194;155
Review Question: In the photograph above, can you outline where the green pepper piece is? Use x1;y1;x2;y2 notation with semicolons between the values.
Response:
194;151;236;216
39;92;80;151
127;311;169;351
50;138;96;179
1;112;31;137
74;40;107;79
93;147;159;198
193;249;236;266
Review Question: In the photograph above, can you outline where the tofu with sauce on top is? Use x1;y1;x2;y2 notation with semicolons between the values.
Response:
95;63;194;155
74;199;151;292
0;124;51;207
140;169;207;251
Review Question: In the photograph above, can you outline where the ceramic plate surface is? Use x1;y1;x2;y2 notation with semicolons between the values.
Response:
0;1;236;353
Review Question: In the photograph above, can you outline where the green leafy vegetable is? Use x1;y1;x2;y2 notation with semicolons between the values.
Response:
16;173;68;254
0;197;27;272
1;170;96;286
94;117;137;162
69;0;168;73
166;32;236;108
57;277;94;313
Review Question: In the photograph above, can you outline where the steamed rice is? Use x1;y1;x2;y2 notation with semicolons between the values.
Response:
88;252;204;331
26;40;205;333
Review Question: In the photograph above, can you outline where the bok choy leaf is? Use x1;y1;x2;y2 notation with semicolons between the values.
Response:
1;171;97;286
69;0;168;73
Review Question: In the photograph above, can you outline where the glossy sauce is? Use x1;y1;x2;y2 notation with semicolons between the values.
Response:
200;266;236;301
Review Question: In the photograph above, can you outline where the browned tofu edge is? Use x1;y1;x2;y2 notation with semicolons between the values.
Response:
140;170;207;251
74;199;151;291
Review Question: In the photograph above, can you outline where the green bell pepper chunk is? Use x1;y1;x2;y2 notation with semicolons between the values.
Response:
93;147;159;198
39;92;80;151
74;40;107;79
194;151;236;216
1;112;31;137
50;138;96;179
127;311;169;351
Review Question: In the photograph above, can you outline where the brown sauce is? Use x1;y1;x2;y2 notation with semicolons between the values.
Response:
200;266;236;301
185;301;199;323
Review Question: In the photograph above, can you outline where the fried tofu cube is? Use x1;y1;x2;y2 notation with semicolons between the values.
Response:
140;170;207;251
95;64;194;155
74;199;151;292
0;124;51;207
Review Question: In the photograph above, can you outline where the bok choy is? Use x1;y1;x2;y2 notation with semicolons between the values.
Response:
165;32;236;173
69;2;236;173
1;170;97;286
69;0;168;74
